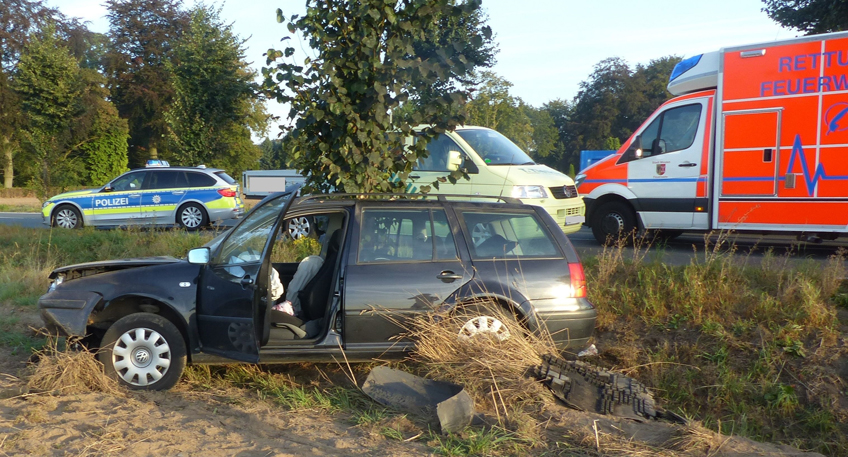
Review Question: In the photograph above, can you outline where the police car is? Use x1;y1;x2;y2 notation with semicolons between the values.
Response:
42;161;245;230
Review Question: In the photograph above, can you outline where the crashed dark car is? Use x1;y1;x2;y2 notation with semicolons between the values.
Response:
38;191;597;390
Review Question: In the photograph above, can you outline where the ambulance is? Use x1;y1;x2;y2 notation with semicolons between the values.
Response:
576;31;848;244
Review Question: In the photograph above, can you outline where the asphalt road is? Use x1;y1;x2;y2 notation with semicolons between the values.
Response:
2;211;846;266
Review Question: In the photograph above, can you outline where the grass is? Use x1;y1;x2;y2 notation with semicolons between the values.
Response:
2;226;847;455
585;233;848;456
0;203;41;212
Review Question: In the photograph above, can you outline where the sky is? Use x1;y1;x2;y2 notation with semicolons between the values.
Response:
48;0;796;128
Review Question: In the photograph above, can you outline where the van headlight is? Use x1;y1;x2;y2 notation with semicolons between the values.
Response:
511;185;548;199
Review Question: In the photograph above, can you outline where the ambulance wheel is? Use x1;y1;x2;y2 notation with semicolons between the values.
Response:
177;203;208;230
53;205;82;229
591;201;635;245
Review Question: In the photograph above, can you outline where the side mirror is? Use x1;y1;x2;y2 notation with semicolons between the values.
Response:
626;136;643;160
446;150;462;172
103;185;113;192
187;247;210;265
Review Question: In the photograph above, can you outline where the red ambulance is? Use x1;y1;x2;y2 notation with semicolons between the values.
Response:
576;31;848;244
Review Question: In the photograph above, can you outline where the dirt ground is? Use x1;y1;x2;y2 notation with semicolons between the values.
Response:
0;197;40;207
0;343;827;457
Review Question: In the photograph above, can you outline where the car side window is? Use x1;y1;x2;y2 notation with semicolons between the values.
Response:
187;172;216;187
639;103;701;158
413;134;465;172
110;171;146;191
213;194;288;274
460;211;560;259
358;209;456;263
146;171;181;190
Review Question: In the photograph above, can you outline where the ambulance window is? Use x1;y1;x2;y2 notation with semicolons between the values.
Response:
640;103;701;157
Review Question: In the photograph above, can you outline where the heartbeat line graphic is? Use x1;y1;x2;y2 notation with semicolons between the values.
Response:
785;134;848;196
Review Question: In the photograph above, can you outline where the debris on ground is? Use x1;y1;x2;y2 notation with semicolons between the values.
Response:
361;366;476;433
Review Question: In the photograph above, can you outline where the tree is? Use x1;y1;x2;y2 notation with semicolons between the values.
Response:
0;0;64;188
263;0;495;193
105;0;187;166
13;24;84;190
762;0;848;34
165;4;266;176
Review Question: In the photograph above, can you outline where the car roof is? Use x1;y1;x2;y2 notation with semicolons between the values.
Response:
128;166;223;172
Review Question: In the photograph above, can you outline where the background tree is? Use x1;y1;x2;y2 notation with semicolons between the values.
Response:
263;0;495;193
0;0;65;188
13;24;84;190
762;0;848;34
165;4;266;176
105;0;187;167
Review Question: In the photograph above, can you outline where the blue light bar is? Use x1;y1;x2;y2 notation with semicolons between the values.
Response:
669;54;703;83
146;159;170;168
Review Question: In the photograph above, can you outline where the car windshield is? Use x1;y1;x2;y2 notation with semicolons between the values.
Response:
456;129;535;166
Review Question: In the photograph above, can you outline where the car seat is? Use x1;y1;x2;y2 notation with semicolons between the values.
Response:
298;229;342;321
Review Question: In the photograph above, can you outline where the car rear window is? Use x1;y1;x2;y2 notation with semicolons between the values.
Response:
187;172;217;187
358;209;458;263
459;211;561;259
215;171;237;185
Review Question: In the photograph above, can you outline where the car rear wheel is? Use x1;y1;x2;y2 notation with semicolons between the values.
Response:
177;203;208;230
53;205;82;229
591;201;636;245
455;303;517;342
98;313;187;391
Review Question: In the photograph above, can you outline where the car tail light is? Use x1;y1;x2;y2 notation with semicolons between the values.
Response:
218;188;237;197
568;263;586;298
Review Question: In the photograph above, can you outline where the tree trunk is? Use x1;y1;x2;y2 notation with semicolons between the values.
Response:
149;145;158;159
2;135;11;189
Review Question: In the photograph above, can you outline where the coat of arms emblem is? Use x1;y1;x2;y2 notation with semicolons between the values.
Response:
656;164;666;176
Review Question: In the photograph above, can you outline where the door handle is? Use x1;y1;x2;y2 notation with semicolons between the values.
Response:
409;175;421;179
172;191;185;195
436;271;462;282
128;194;141;197
240;275;254;289
678;162;698;168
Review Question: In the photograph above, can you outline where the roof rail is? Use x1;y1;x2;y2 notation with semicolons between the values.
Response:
293;193;522;205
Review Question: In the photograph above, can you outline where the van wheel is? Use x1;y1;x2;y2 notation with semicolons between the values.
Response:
98;313;187;391
286;216;311;239
53;205;82;229
591;201;636;245
177;203;208;230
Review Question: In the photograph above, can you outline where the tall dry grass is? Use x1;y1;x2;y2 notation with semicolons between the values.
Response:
584;232;848;456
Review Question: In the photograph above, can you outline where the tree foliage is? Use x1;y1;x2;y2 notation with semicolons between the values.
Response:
105;0;187;166
762;0;848;34
263;0;495;193
165;4;266;176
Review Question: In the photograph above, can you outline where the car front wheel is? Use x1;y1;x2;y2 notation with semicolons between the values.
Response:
98;313;187;391
53;205;82;229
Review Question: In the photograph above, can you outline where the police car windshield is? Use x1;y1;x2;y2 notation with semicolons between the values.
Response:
456;129;535;166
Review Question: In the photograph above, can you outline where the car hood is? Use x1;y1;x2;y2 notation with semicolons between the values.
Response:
49;257;182;280
485;164;576;187
48;188;101;200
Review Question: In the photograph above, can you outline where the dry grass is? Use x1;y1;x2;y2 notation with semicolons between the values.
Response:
26;337;122;396
404;301;557;423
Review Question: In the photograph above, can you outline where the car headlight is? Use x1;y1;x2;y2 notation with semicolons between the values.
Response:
511;185;548;199
42;200;51;209
575;173;587;188
47;275;64;292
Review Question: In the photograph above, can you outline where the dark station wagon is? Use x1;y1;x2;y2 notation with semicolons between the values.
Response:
38;191;597;390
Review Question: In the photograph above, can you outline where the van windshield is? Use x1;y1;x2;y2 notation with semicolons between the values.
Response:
456;129;535;166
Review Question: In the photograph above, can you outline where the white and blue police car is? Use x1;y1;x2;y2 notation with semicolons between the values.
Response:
42;161;245;230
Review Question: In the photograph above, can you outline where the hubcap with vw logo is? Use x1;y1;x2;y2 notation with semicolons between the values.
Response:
111;327;172;387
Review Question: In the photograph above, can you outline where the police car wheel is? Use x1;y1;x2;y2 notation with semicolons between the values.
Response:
591;201;635;245
53;205;82;229
287;217;311;239
98;313;187;391
178;203;208;230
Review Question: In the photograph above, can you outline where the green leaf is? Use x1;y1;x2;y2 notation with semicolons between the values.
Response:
276;8;284;23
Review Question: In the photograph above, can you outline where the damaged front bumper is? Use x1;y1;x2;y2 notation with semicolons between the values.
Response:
38;290;103;337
